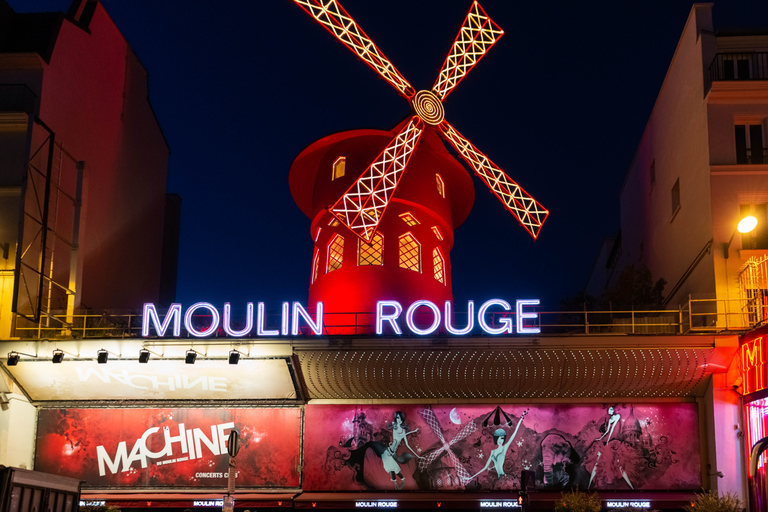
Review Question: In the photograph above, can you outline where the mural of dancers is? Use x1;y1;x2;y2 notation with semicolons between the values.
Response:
469;410;528;480
376;411;422;489
303;403;700;492
588;405;638;490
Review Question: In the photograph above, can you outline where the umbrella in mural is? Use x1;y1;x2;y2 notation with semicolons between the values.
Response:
479;405;517;429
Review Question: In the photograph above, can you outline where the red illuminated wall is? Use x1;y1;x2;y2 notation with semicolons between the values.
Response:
1;2;173;310
303;403;701;492
35;408;301;488
290;124;474;333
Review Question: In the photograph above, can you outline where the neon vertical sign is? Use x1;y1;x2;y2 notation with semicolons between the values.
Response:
741;335;767;395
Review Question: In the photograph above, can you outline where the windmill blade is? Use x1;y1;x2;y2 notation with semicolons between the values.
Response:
329;117;423;242
432;1;504;101
439;120;548;239
294;0;415;99
448;421;477;446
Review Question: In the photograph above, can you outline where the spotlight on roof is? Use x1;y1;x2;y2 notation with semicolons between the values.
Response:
7;353;19;366
52;349;64;364
229;350;240;365
139;349;150;364
185;350;197;365
97;349;109;364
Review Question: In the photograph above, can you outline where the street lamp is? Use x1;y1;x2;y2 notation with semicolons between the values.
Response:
724;215;758;258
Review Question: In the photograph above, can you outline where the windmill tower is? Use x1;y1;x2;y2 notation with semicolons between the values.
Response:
289;1;548;334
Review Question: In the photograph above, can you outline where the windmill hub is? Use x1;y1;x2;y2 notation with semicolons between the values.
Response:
411;90;444;125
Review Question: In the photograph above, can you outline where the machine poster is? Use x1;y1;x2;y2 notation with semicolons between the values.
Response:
35;408;301;488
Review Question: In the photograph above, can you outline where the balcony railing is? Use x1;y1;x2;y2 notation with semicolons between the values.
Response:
737;147;768;165
709;52;768;82
10;296;765;340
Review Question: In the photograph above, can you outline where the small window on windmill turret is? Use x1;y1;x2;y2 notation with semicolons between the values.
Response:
399;212;420;226
433;248;445;284
332;156;346;180
436;174;445;198
399;233;421;272
327;234;344;272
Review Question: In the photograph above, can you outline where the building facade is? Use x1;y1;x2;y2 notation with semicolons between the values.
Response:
0;0;177;474
0;2;765;512
587;4;768;511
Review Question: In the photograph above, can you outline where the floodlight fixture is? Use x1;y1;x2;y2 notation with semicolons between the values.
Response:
6;352;36;366
97;349;109;364
52;350;64;364
185;350;197;365
229;350;240;365
139;348;151;363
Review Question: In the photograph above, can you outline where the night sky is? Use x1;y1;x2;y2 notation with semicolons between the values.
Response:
9;1;768;310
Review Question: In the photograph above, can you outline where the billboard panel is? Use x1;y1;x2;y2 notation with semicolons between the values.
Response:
7;358;296;400
303;403;701;491
35;408;301;488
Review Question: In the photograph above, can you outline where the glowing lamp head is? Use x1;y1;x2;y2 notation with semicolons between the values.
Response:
738;215;758;234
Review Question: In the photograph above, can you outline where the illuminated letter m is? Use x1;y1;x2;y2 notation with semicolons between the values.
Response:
143;303;182;337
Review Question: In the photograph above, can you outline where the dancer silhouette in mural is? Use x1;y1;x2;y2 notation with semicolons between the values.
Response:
596;406;621;443
375;411;423;489
469;410;527;480
588;405;634;490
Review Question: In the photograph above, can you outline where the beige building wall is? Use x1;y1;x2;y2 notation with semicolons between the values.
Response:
616;5;716;308
0;371;36;469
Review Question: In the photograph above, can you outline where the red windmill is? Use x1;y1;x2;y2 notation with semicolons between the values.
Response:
289;1;548;334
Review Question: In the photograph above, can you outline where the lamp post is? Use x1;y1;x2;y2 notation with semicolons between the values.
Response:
723;215;758;258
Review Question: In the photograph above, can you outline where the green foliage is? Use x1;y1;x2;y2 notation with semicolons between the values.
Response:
683;490;744;512
554;490;601;512
602;264;666;309
559;264;667;312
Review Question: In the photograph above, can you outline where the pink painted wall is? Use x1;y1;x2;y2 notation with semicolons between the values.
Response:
304;403;701;492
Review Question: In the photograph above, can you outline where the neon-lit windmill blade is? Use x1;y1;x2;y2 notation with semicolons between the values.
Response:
329;117;424;242
292;0;414;99
438;121;549;239
431;0;505;101
293;0;548;240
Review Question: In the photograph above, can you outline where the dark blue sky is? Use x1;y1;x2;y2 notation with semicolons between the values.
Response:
10;1;768;310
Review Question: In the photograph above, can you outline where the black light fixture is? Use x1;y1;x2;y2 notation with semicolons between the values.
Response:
52;349;64;364
97;349;109;364
6;353;19;366
185;350;197;364
229;350;240;365
139;349;151;363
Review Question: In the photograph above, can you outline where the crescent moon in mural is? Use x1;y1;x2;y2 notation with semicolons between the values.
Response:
450;408;461;425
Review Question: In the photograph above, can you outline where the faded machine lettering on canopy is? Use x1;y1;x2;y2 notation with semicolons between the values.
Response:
303;404;700;491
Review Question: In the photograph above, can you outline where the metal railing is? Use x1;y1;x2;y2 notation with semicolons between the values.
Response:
709;52;768;82
10;296;766;340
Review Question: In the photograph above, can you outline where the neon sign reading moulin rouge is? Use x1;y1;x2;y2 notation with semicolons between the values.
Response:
142;299;541;337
